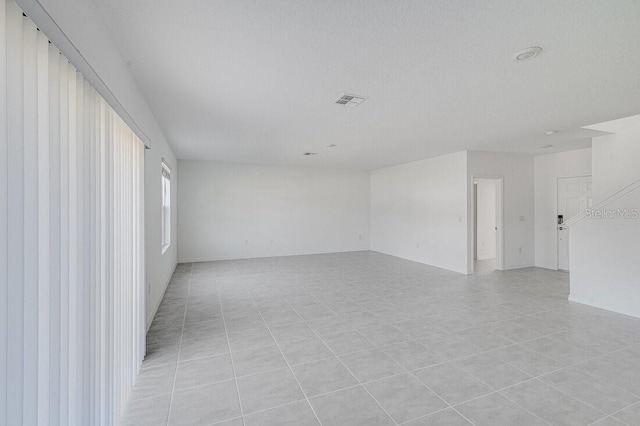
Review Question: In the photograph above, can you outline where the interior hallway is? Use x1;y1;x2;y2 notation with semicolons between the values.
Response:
126;252;640;426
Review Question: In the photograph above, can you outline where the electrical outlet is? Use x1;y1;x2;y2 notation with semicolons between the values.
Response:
519;216;525;222
358;234;362;240
519;247;522;254
245;239;248;245
416;242;420;248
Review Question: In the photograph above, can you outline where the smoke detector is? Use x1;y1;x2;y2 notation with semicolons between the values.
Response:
335;94;367;107
513;46;542;61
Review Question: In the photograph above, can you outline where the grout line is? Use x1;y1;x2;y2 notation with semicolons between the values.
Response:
218;288;247;426
157;354;438;402
134;255;640;426
249;296;326;426
401;363;476;425
235;398;309;421
393;406;452;426
203;415;244;426
530;378;609;421
496;388;555;426
263;309;631;423
450;341;635;423
284;299;403;425
164;263;192;426
592;401;638;426
169;349;232;366
169;376;238;395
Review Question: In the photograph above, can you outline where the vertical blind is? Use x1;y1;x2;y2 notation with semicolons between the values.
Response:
0;0;146;425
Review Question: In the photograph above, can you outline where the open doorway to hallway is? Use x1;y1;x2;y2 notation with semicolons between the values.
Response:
472;177;503;273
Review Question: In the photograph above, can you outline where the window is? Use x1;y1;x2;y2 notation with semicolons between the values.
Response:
161;160;171;253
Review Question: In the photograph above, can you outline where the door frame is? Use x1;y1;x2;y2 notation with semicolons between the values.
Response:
473;183;478;261
469;175;504;273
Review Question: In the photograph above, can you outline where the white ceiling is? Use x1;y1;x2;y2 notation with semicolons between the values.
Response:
95;0;640;170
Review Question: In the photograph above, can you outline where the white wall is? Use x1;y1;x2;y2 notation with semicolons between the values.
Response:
16;0;180;327
570;187;640;317
370;152;468;274
533;148;591;270
475;179;497;260
468;151;535;272
592;121;640;202
18;0;161;148
145;149;178;326
177;161;370;262
570;118;640;318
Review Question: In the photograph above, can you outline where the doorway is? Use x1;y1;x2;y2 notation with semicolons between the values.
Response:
471;176;504;273
557;176;592;271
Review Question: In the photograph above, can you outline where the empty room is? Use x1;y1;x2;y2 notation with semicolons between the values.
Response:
2;0;640;425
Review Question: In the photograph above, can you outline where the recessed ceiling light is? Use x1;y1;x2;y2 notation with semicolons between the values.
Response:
541;144;554;149
335;93;367;107
545;130;558;136
513;46;542;61
303;152;318;156
326;144;337;148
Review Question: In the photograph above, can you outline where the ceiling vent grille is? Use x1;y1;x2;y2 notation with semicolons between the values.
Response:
335;93;366;107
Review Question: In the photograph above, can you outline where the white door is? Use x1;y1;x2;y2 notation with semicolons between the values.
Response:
557;176;592;271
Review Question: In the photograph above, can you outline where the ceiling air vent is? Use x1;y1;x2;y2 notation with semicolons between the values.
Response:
335;93;367;107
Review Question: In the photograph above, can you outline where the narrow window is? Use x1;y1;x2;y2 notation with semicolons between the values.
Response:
161;160;171;253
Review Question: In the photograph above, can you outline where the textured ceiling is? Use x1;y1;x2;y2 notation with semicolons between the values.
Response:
95;0;640;169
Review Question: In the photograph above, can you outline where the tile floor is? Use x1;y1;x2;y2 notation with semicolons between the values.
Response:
124;251;640;426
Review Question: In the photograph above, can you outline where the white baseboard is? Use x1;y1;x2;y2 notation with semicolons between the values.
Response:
146;262;177;332
533;264;559;271
568;296;640;319
499;263;535;271
178;249;370;264
369;250;468;275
